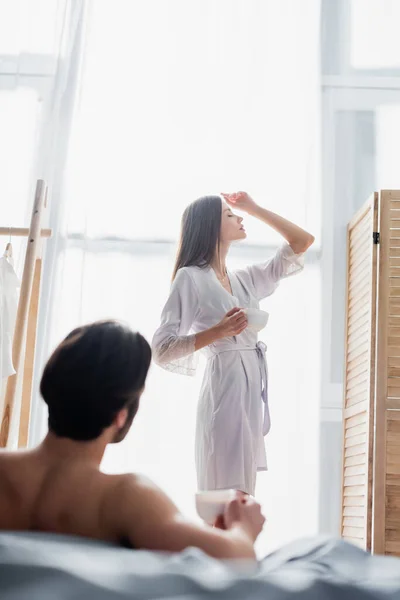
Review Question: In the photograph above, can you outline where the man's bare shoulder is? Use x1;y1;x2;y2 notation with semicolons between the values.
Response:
102;472;178;541
105;472;169;508
0;449;29;462
0;449;34;478
0;451;16;487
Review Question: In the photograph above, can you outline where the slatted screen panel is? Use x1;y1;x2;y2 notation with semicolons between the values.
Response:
374;190;400;556
342;193;378;550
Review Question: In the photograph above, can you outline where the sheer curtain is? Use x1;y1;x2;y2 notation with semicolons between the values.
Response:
31;0;321;553
0;0;86;447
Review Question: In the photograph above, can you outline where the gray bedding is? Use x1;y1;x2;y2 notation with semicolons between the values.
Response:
1;532;400;599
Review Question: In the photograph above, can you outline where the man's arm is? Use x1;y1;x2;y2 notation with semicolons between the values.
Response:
110;475;260;560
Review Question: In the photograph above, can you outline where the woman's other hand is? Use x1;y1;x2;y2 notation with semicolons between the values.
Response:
221;191;258;216
215;307;248;339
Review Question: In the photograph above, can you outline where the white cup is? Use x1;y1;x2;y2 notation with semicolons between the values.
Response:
243;308;269;332
195;489;237;524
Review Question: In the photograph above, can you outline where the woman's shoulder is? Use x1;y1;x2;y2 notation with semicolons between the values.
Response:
174;265;211;294
176;265;209;279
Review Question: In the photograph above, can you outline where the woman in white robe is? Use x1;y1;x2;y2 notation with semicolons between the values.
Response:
152;191;314;496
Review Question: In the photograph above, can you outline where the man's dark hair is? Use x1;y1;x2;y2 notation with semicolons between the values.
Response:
40;320;152;441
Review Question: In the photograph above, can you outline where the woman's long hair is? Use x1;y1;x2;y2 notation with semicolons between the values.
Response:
172;195;222;280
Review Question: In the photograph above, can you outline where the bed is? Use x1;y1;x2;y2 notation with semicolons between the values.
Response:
1;532;400;599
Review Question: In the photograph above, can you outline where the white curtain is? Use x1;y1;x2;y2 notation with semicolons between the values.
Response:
0;0;86;447
28;0;321;553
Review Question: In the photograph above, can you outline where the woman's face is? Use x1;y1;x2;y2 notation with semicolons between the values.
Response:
220;201;246;243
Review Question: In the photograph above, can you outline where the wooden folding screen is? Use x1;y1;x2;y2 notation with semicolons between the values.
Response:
341;193;378;550
374;190;400;556
342;190;400;556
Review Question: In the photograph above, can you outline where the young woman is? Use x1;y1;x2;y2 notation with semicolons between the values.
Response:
152;191;314;496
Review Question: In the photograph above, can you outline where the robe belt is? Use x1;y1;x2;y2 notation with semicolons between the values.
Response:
207;342;270;435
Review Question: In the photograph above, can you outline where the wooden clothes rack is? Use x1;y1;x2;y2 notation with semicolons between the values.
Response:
0;179;52;448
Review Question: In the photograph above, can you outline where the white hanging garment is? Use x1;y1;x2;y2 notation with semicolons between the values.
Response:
0;246;20;381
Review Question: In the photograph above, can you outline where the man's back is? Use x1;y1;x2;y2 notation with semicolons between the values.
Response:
0;450;124;544
0;446;264;559
0;321;263;559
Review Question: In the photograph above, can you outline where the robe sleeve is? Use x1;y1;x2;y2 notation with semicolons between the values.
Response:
235;243;304;301
152;268;199;376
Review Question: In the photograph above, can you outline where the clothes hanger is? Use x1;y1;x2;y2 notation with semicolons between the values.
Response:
4;228;13;260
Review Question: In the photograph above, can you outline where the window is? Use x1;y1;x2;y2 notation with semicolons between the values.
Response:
0;0;61;55
0;89;41;219
322;0;400;76
0;0;66;240
320;0;400;535
66;0;319;244
350;0;400;70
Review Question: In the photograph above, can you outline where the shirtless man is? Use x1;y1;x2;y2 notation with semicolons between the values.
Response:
0;320;265;559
